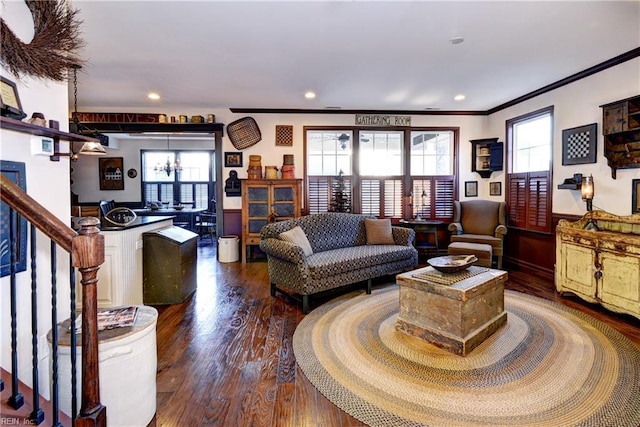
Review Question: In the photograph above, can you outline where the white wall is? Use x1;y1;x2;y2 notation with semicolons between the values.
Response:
1;2;73;399
487;58;640;217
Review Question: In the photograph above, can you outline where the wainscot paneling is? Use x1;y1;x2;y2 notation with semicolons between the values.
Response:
223;209;243;237
504;213;582;282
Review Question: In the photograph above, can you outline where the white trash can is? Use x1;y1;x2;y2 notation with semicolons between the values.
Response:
218;235;240;262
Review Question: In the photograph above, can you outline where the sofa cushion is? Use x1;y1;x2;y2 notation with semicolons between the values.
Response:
279;226;313;256
306;245;414;279
365;218;395;245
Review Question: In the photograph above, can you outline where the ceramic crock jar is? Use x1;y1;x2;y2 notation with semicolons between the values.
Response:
264;166;279;179
247;155;262;179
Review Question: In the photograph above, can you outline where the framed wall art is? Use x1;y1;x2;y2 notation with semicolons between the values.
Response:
1;160;28;277
465;181;478;197
633;179;640;214
490;181;502;196
99;157;124;190
562;123;597;165
0;76;27;120
224;152;243;167
275;125;294;146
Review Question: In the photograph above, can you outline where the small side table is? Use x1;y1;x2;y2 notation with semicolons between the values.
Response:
399;219;444;257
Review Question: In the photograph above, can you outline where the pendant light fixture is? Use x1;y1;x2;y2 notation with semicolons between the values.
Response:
154;136;183;176
69;64;106;156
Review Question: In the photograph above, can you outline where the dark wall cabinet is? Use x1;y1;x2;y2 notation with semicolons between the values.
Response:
600;94;640;179
470;138;503;178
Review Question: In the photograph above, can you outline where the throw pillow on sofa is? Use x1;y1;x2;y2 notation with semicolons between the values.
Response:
364;218;395;245
280;226;313;256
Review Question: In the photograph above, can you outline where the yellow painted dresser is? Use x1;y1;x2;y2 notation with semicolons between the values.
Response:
555;210;640;320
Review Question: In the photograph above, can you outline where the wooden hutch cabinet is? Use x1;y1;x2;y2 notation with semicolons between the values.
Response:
241;179;302;262
555;211;640;320
600;94;640;178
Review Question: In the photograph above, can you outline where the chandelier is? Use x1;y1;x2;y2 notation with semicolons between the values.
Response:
154;136;183;176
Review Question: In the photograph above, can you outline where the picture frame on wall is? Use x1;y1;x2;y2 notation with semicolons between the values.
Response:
0;76;27;120
562;123;597;165
98;157;124;190
1;160;28;277
224;152;243;167
465;181;478;197
490;181;502;196
633;179;640;214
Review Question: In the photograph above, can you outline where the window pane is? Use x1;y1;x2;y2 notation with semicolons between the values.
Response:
306;131;352;175
513;114;551;173
359;131;403;176
410;131;453;176
144;152;176;181
179;152;210;181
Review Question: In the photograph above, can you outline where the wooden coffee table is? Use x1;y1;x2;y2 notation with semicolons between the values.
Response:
395;266;507;356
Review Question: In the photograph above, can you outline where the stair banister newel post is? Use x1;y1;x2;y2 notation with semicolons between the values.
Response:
71;217;107;427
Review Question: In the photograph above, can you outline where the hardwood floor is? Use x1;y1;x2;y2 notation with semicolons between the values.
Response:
149;244;640;426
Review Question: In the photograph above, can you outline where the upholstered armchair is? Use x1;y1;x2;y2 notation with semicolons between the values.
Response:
448;200;507;268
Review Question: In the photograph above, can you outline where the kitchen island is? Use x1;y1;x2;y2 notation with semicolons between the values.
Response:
74;216;173;308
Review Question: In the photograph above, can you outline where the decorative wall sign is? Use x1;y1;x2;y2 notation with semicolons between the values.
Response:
355;114;411;126
224;152;243;167
562;123;597;165
275;125;294;146
1;160;27;277
73;112;164;123
465;181;478;197
99;157;124;190
633;179;640;214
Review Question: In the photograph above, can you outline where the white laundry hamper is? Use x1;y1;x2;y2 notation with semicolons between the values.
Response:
218;235;240;262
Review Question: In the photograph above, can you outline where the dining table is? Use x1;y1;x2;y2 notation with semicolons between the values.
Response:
133;207;205;233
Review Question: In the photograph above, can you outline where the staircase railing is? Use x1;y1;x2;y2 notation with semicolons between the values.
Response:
1;173;106;426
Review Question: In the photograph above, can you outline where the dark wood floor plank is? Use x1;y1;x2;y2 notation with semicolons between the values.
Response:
148;245;639;426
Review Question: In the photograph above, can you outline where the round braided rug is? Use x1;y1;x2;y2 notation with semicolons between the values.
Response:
293;287;640;427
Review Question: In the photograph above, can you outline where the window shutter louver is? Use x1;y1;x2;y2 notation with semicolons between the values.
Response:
507;174;528;228
308;177;331;214
434;178;454;220
527;172;551;232
383;179;404;218
361;179;381;217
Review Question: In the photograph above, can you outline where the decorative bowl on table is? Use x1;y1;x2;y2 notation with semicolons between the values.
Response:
172;205;184;210
428;255;478;273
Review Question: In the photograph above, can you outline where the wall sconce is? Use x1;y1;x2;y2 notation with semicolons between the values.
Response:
581;174;594;212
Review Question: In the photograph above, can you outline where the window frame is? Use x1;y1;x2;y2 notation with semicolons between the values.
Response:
141;149;215;209
505;106;554;233
304;126;459;220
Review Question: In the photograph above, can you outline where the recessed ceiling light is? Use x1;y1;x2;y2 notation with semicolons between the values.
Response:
454;94;466;101
449;37;464;45
147;92;161;100
304;91;316;99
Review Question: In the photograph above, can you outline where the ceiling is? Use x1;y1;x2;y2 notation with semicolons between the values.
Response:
70;1;639;114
